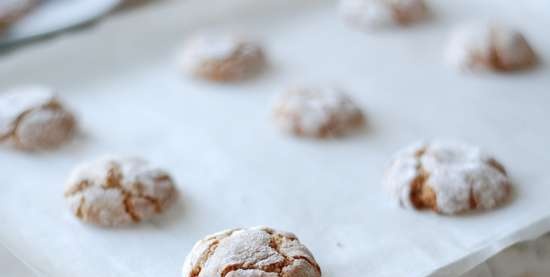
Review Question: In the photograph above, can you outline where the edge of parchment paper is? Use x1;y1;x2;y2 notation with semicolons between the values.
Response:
428;214;550;277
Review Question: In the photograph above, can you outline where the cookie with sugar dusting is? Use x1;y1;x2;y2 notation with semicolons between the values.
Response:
445;22;537;72
273;86;364;138
182;226;321;277
0;86;77;151
384;140;511;214
0;0;37;32
339;0;427;31
64;156;177;227
179;33;266;82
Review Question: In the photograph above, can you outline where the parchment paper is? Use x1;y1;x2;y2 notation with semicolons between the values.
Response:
462;232;550;277
1;0;549;276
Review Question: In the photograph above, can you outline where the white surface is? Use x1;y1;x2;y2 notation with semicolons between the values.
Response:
0;0;549;276
0;243;37;277
0;0;120;47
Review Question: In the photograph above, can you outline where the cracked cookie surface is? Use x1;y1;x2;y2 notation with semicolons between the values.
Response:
384;140;511;214
0;86;77;151
179;33;266;82
339;0;427;30
64;156;177;227
445;22;537;72
273;86;364;138
182;226;321;277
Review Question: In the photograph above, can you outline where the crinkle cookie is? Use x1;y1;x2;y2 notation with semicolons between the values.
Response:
182;226;322;277
179;33;266;81
339;0;427;30
384;140;511;214
0;0;37;32
0;86;77;151
445;22;537;72
64;156;177;227
273;86;364;138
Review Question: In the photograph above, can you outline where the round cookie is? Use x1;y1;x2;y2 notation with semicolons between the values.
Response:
445;22;537;72
0;86;77;151
64;156;177;227
179;33;266;82
272;86;364;138
0;0;37;32
339;0;427;30
182;226;321;277
384;140;511;214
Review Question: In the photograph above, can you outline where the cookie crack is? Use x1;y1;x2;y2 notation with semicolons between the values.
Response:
122;192;141;222
220;260;285;277
189;229;239;277
488;27;508;71
291;256;322;275
64;180;91;197
268;234;292;275
103;165;144;222
409;146;437;210
75;197;86;219
132;176;174;213
487;158;507;175
268;232;321;276
469;187;478;209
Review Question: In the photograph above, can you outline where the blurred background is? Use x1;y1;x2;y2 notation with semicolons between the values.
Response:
1;1;550;277
0;0;154;50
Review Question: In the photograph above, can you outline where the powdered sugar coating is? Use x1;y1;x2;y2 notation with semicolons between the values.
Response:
339;0;427;30
182;226;321;277
445;22;537;72
179;33;266;81
384;140;511;214
273;86;364;138
64;156;177;227
0;86;76;150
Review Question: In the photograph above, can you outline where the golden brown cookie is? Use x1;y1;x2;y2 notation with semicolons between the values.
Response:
179;33;266;82
0;86;77;151
273;86;364;138
384;140;511;214
339;0;427;30
182;226;322;277
64;156;177;227
445;22;537;72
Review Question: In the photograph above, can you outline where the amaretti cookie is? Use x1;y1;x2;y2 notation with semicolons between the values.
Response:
182;226;321;277
384;140;511;214
445;22;537;72
273;86;364;138
0;0;37;32
64;156;177;227
179;33;266;82
339;0;427;30
0;86;77;151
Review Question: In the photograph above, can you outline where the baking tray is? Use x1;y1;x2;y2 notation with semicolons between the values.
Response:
1;0;550;276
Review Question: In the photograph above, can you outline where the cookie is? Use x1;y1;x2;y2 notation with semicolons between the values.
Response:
339;0;427;30
384;140;511;214
179;33;266;82
182;226;321;277
445;22;537;72
272;86;364;138
64;156;177;227
0;0;37;32
0;86;77;151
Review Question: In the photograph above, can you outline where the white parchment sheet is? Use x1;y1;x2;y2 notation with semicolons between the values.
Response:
1;0;549;276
